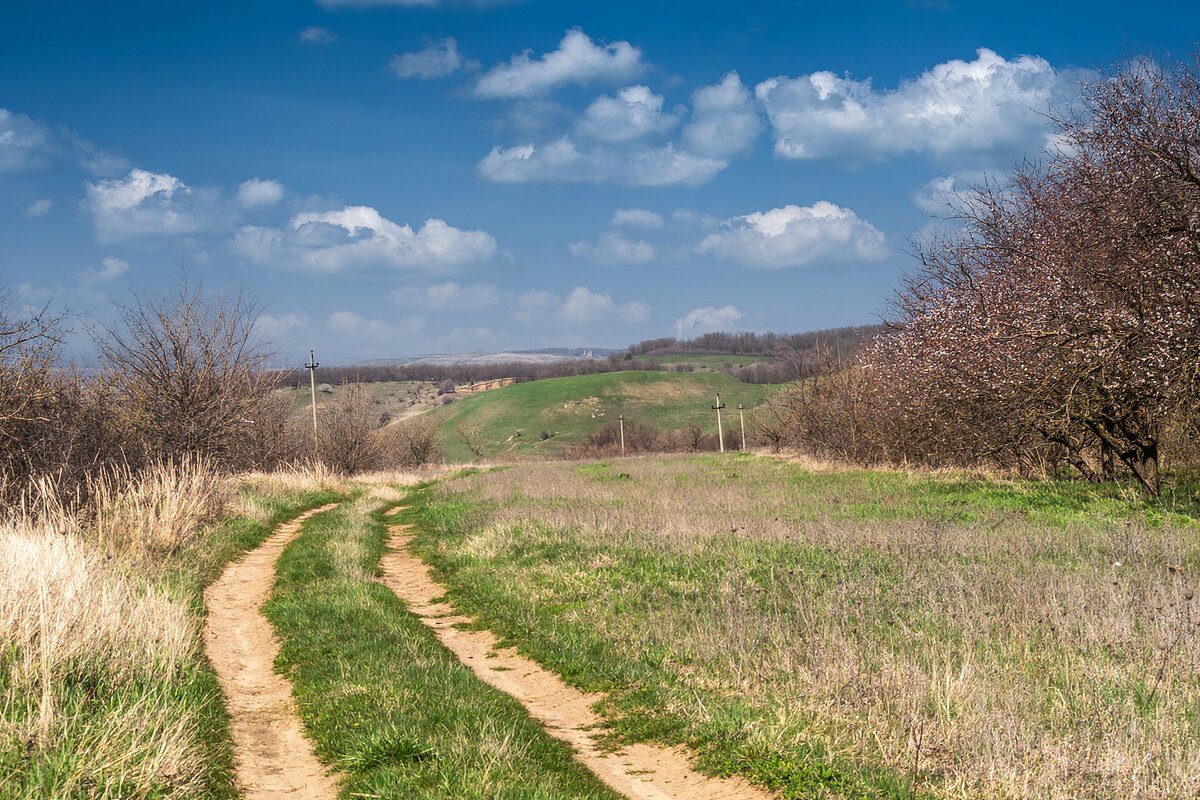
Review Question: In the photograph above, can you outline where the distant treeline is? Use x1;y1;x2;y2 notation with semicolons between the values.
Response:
281;325;883;388
626;326;882;358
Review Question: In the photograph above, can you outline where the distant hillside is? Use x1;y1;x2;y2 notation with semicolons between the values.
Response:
356;348;617;368
433;370;774;461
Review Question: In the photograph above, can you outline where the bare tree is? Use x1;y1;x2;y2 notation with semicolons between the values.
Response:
97;277;276;469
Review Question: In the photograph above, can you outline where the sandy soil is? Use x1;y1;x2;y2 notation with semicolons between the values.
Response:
203;503;342;800
379;517;775;800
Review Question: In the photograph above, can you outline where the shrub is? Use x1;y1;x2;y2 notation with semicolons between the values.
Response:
376;416;443;469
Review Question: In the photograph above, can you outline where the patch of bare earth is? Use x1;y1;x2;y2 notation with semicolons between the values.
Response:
379;518;774;800
203;503;342;800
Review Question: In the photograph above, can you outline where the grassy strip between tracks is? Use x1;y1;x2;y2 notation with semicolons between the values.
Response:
264;487;623;800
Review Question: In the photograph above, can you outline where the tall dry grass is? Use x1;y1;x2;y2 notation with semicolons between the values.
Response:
0;462;225;797
0;460;328;798
434;456;1200;799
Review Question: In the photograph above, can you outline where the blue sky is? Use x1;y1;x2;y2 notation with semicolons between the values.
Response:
1;0;1196;365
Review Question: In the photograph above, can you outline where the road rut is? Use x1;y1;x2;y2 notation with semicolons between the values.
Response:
204;503;341;800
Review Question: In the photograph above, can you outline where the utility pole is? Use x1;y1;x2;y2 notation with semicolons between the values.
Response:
712;394;726;453
618;414;626;457
305;350;320;439
737;403;747;451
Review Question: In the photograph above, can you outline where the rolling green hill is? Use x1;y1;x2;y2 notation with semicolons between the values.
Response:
433;370;774;461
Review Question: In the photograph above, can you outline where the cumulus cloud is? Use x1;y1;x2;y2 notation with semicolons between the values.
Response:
84;169;218;242
298;26;335;45
576;85;681;142
511;286;648;326
674;305;746;336
253;312;310;342
233;205;497;272
558;286;614;324
390;281;502;309
611;208;663;229
327;310;425;341
682;72;762;158
756;48;1075;160
913;170;998;216
698;201;888;268
236;178;285;208
619;300;651;323
23;199;52;218
475;29;643;99
392;38;473;79
478;137;725;186
0;108;56;171
77;256;129;284
569;231;655;264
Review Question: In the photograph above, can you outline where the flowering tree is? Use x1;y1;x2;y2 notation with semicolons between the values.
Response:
797;55;1200;493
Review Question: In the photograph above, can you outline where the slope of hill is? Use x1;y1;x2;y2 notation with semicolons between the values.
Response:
433;370;774;461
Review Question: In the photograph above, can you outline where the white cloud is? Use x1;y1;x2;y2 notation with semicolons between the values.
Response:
298;26;336;45
77;256;129;284
558;286;614;324
913;170;997;216
253;312;310;342
84;169;218;242
683;72;762;158
756;48;1074;160
475;29;643;99
674;305;746;336
23;199;52;218
512;288;558;323
444;325;503;343
233;205;497;272
327;310;425;341
392;38;472;79
511;287;647;326
611;208;663;229
577;85;680;142
698;201;887;268
236;178;285;208
618;300;651;323
569;231;655;264
478;137;726;186
1;107;126;175
390;281;502;309
0;108;56;171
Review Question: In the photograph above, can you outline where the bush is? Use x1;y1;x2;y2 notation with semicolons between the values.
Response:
376;416;443;469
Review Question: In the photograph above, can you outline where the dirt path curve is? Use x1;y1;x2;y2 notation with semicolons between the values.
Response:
204;503;342;800
380;517;775;800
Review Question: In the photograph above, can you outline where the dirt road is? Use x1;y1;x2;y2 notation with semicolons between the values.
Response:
203;503;341;800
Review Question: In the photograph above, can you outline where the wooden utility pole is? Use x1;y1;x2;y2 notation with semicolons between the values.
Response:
618;414;626;457
305;350;320;439
712;394;726;453
737;403;747;451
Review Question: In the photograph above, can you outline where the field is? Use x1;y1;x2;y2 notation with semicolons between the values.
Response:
631;354;769;370
9;453;1200;799
433;370;773;461
402;455;1200;800
280;380;440;427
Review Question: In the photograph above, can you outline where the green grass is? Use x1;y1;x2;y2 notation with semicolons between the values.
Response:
263;490;624;800
435;370;773;461
399;455;1200;799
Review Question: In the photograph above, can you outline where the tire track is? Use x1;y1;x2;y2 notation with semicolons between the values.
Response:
204;502;342;800
379;516;775;800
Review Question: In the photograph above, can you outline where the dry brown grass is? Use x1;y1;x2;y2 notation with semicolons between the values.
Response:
0;471;212;798
431;455;1200;799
